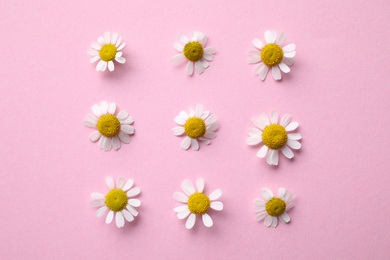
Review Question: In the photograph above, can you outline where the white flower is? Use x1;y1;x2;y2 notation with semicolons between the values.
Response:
248;30;295;81
87;32;126;72
171;31;216;75
83;101;134;151
172;104;218;151
254;187;295;228
90;176;141;228
247;110;302;166
173;178;223;229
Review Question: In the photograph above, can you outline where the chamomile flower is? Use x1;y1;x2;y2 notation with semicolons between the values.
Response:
87;32;126;72
247;110;301;166
83;101;134;151
172;104;218;151
254;187;295;228
90;176;141;228
171;31;216;75
248;30;295;81
173;178;223;229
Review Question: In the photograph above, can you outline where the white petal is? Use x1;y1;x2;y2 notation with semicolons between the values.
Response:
191;139;199;150
178;34;189;44
120;116;133;125
258;64;269;81
96;206;108;217
108;61;115;72
288;133;302;140
283;58;294;66
254;205;266;212
181;137;192;150
106;211;114;224
122;210;134;222
122;179;133;191
204;47;216;54
92;104;102;117
115;36;122;47
121;125;135;135
264;215;273;227
116;178;125;189
111;32;118;45
174;42;184;52
100;101;108;115
280;212;290;223
276;32;287;45
209;189;222;201
126;205;138;216
256;212;268;221
173;192;188;203
117;43;125;51
261;187;274;201
185;213;196;229
254;62;264;75
271;149;279;166
89;131;101;142
204;132;216;139
115;52;123;58
253;199;266;207
198;137;210;145
248;56;261;64
287;140;301;150
265;30;277;44
195;104;203;117
177;208;191;219
279;62;290;73
282;43;296;52
200;34;207;46
257;145;269;158
202;213;213;227
286;203;294;211
210;201;223;211
247;136;262;145
252;116;266;130
186;61;194;75
104;32;110;44
281;114;292;127
171;54;185;64
174;115;186;125
271;216;278;227
285;193;296;204
284;51;296;58
128;199;141;207
106;176;115;189
90;55;100;63
272;66;282;80
277;187;286;198
174;205;188;213
118;132;131;144
91;192;105;199
117;110;129;120
190;31;197;41
207;123;218;132
205;114;217;125
196;178;204;193
181;180;196;196
97;37;105;45
108;103;116;115
286;122;299;131
252;38;264;49
91;42;101;50
195;61;205;74
90;199;105;207
179;110;190;120
115;211;125;228
281;145;294;159
115;57;126;64
100;61;108;71
172;127;185;136
200;57;209;68
87;49;99;56
102;136;112;151
127;187;141;197
270;110;279;124
203;53;213;61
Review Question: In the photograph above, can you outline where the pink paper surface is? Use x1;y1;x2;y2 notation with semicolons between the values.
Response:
1;0;390;259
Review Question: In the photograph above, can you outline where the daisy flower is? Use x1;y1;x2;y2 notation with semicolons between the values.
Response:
87;32;126;72
247;110;302;166
171;31;216;75
90;176;141;228
172;104;218;151
248;30;295;81
173;178;223;229
83;101;134;151
254;187;295;228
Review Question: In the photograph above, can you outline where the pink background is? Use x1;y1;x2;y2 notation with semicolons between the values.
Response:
1;0;390;259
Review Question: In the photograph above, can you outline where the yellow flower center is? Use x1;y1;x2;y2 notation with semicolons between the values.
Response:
266;197;286;216
262;124;287;149
188;193;210;215
97;115;121;137
105;189;128;212
184;118;206;139
99;44;117;62
261;44;284;66
183;42;204;61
